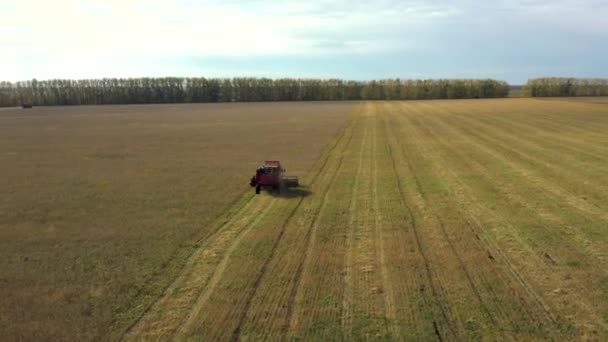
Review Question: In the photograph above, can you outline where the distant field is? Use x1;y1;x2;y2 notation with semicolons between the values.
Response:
541;96;608;104
508;85;524;97
0;102;353;340
2;98;608;340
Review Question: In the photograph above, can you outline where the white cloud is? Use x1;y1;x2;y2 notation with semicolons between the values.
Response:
0;0;606;81
2;0;443;56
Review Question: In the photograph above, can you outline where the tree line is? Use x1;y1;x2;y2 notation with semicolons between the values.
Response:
523;78;608;97
0;77;510;107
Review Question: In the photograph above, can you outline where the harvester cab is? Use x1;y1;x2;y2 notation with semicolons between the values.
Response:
249;160;299;194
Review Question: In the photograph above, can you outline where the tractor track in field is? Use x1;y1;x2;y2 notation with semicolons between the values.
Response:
447;110;608;225
396;138;499;326
230;195;303;342
467;108;608;170
526;101;608;137
398;104;559;332
125;196;278;340
389;105;500;326
122;195;260;339
340;125;369;339
430;105;608;268
231;118;359;341
380;111;456;340
126;109;358;341
370;108;400;339
283;113;358;338
413;102;608;335
174;197;279;338
456;109;608;190
411;103;559;307
437;108;608;270
414;103;606;332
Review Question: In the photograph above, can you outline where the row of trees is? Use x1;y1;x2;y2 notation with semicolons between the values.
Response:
523;78;608;97
0;78;510;107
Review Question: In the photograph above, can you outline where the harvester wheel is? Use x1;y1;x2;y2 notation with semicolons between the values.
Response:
255;185;261;194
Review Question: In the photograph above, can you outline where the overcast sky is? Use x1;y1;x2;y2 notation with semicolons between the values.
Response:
1;0;607;84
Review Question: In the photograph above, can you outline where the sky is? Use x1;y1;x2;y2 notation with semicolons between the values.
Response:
1;0;607;84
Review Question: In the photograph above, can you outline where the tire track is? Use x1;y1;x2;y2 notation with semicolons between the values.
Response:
230;196;304;341
521;100;608;138
448;106;608;206
340;124;368;339
395;103;559;335
123;194;263;340
173;197;279;338
411;102;607;334
388;104;499;327
447;110;608;224
428;104;608;268
430;103;608;264
229;116;360;341
466;105;608;167
126;105;359;341
370;105;400;339
283;110;358;337
380;109;457;340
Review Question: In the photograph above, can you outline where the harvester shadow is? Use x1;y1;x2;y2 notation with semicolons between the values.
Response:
268;187;313;199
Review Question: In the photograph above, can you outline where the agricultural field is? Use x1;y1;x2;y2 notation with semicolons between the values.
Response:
0;102;352;340
125;98;608;341
2;98;608;340
542;97;608;105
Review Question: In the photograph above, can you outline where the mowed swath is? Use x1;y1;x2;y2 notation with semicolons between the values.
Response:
126;99;608;340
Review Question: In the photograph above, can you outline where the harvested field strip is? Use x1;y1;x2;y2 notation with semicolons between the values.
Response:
179;195;297;340
393;101;608;337
385;108;501;339
410;103;608;243
348;106;392;339
339;123;367;339
228;115;360;339
422;111;606;270
388;103;560;339
371;109;400;339
381;108;460;340
341;105;390;339
371;108;440;340
421;104;608;257
286;112;363;341
220;114;358;341
125;195;278;339
435;107;608;220
467;105;608;164
457;104;608;173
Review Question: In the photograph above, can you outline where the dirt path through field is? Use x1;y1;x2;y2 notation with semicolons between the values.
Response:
125;100;608;341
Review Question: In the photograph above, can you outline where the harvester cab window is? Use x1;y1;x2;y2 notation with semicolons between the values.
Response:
260;166;276;175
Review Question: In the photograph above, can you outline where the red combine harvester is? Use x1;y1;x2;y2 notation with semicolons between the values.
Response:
249;161;299;194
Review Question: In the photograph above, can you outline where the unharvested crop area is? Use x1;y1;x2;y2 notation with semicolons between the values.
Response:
2;98;608;340
0;102;352;340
